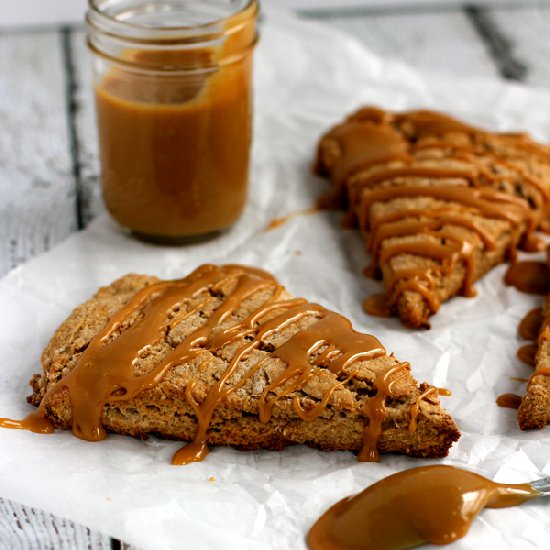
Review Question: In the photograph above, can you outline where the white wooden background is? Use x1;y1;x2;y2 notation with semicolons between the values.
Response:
1;3;550;548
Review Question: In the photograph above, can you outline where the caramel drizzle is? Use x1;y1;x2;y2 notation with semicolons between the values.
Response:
412;143;550;213
399;108;550;192
359;364;409;462
357;184;532;233
408;386;436;432
317;121;409;187
378;238;477;298
364;209;494;304
2;265;413;465
317;111;545;322
367;210;495;258
349;164;478;206
356;184;532;313
530;367;550;382
363;270;440;319
386;268;440;314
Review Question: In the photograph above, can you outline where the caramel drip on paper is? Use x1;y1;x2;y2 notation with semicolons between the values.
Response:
307;465;540;550
539;295;550;343
517;343;538;366
505;261;550;295
264;207;320;231
0;410;54;434
2;264;419;465
510;377;529;383
515;302;545;368
362;293;392;318
496;393;522;409
519;308;544;340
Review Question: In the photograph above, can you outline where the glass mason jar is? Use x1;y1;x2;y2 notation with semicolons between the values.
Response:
87;0;258;242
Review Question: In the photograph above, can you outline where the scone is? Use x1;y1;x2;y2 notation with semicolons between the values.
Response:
518;293;550;429
16;264;459;464
316;107;550;328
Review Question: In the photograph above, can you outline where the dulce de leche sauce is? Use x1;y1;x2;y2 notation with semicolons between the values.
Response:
92;2;257;240
307;465;539;550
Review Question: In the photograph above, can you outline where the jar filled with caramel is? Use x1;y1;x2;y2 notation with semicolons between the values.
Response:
87;0;258;242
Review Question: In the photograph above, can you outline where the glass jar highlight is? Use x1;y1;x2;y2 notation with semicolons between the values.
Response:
87;0;258;242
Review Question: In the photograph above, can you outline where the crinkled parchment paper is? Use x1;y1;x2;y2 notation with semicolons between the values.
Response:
1;8;550;550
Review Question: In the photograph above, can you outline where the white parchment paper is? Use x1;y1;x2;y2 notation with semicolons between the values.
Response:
1;9;550;549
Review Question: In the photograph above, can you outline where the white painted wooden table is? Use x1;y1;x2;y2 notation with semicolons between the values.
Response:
1;3;549;548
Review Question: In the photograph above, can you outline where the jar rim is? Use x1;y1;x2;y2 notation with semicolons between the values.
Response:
87;0;258;73
87;0;257;36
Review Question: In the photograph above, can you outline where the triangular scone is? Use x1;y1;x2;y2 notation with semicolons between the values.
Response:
518;293;550;430
316;107;550;328
25;265;459;463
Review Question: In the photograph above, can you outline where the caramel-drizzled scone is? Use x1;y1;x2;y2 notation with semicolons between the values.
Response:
1;264;459;463
518;294;550;430
316;107;550;329
513;250;550;430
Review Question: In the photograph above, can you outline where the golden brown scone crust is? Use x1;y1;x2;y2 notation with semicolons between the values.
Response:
518;295;550;430
31;270;459;459
316;106;550;329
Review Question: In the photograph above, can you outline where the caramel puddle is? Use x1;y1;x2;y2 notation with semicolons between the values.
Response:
307;465;538;550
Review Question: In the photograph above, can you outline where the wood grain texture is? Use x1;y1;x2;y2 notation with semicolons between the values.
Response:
0;31;76;276
0;497;113;549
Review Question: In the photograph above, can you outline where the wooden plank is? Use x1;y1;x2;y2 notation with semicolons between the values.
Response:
0;497;113;550
303;9;499;79
0;29;114;549
489;6;550;86
67;27;105;227
0;31;76;276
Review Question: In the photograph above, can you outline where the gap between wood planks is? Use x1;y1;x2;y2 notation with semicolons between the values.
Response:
464;4;527;81
60;25;85;231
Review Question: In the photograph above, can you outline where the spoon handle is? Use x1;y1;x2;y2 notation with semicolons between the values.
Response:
530;477;550;496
